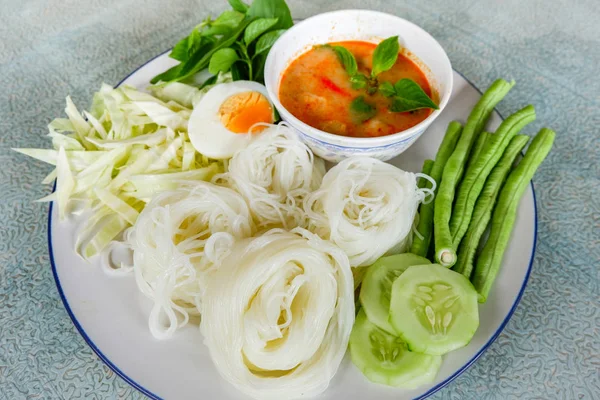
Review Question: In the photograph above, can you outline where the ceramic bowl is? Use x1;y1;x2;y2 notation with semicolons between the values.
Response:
265;9;453;162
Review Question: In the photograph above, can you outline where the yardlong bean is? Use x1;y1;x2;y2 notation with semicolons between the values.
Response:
453;134;529;278
465;131;490;170
450;105;536;247
418;159;434;189
434;79;515;267
472;128;555;302
410;122;462;258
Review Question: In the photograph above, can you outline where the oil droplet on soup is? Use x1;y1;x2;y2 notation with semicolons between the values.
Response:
279;41;434;138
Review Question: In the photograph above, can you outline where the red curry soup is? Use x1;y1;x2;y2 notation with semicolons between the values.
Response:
279;41;436;138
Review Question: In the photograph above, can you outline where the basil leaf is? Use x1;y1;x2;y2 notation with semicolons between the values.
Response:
252;52;268;83
228;0;249;13
150;63;184;84
151;18;255;84
188;29;204;54
330;46;358;76
208;48;240;75
350;96;377;123
213;10;245;28
230;62;248;80
371;36;400;77
244;17;278;45
248;0;293;29
201;25;233;37
350;73;368;90
389;79;439;112
170;36;192;62
254;29;286;55
379;81;396;97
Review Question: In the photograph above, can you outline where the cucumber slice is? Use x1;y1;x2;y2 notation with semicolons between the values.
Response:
390;264;479;355
350;310;442;388
360;253;430;333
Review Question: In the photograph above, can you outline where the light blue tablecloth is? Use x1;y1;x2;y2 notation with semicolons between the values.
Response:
1;0;598;398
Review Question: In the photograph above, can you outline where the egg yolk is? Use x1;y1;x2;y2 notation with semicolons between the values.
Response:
218;91;274;134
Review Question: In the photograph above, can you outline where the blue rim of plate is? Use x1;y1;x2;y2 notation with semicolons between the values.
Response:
47;48;538;400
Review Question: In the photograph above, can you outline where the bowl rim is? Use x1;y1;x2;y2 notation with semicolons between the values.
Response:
265;9;453;146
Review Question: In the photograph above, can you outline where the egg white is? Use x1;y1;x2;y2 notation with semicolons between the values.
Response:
187;81;273;160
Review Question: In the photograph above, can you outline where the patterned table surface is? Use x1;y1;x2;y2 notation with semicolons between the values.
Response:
1;0;598;398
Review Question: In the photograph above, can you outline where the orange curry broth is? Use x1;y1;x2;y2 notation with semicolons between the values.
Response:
279;41;435;138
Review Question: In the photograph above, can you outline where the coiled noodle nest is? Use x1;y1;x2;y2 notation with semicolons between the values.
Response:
127;181;255;339
213;123;325;230
200;228;354;400
305;157;429;267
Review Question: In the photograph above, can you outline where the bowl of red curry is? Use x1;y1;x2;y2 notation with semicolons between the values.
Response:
265;9;453;162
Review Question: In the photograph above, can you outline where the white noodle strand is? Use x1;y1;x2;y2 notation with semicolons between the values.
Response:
201;228;354;400
213;123;325;230
126;181;255;339
304;157;426;267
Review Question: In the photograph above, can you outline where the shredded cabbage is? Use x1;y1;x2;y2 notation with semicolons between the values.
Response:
213;123;325;230
126;181;255;339
304;157;429;267
149;71;233;108
201;228;354;400
14;83;223;259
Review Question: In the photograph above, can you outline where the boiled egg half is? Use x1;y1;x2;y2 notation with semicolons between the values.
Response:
188;81;275;159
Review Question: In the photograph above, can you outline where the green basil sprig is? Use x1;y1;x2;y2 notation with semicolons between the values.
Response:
151;0;293;85
320;36;438;115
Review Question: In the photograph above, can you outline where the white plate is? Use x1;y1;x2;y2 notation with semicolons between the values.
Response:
49;50;537;400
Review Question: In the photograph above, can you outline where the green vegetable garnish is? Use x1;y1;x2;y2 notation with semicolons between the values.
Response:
228;0;249;13
170;28;206;63
378;81;396;97
151;0;293;85
322;36;437;116
208;48;240;75
247;0;293;30
151;18;254;84
329;45;358;76
350;73;368;90
244;17;279;45
254;29;286;55
371;36;400;77
387;79;439;112
212;10;246;29
350;96;377;123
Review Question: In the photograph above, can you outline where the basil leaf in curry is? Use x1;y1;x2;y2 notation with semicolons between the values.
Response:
371;36;400;77
329;45;358;77
378;81;396;97
350;73;368;90
350;96;377;123
389;78;438;112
